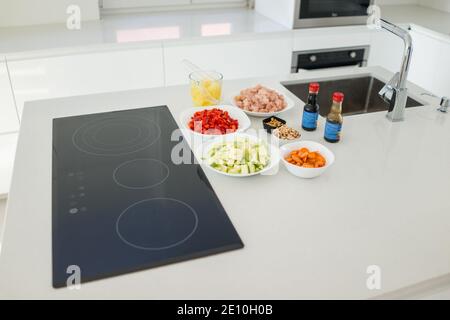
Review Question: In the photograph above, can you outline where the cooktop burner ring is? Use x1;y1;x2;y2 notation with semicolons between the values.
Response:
113;158;170;190
72;116;161;156
116;198;199;251
90;123;143;147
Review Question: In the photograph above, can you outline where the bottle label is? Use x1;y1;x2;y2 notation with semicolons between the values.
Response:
302;110;319;129
324;121;342;141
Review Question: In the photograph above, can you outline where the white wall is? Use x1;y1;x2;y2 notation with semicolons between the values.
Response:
0;0;100;28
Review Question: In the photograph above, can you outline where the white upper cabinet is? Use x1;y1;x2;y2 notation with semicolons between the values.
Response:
164;35;293;86
8;47;165;117
0;61;19;134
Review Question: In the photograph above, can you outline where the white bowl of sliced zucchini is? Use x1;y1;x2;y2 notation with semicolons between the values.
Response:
198;133;280;177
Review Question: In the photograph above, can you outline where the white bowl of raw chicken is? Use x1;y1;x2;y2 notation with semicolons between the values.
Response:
230;84;295;118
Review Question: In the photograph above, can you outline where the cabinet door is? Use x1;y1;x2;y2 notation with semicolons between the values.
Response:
368;28;405;73
409;30;450;97
102;0;190;8
8;47;164;117
0;62;19;134
191;0;245;3
164;36;292;86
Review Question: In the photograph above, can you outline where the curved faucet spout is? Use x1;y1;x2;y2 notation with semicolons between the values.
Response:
378;19;414;122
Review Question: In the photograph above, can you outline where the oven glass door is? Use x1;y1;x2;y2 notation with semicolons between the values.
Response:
299;0;371;19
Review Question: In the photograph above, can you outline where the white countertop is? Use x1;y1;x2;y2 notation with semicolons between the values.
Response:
381;5;450;41
0;8;288;58
1;66;450;299
1;5;450;59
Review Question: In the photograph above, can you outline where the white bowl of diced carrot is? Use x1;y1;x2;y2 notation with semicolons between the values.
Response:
280;141;335;179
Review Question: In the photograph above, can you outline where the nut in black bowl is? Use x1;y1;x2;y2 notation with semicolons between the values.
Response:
262;116;286;133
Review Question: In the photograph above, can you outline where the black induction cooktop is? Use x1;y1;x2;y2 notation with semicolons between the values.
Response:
52;106;243;288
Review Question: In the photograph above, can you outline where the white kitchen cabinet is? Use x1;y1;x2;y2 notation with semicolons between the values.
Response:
409;29;450;97
0;62;19;134
368;28;405;73
164;35;292;86
103;0;244;9
191;0;245;3
8;47;165;117
102;0;190;9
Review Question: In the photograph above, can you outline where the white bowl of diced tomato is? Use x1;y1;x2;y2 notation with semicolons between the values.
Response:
180;105;251;139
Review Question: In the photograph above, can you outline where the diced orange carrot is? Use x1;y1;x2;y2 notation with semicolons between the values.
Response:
287;148;326;169
292;154;301;163
298;150;307;157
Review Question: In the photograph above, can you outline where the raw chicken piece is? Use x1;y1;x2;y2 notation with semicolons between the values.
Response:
234;85;287;113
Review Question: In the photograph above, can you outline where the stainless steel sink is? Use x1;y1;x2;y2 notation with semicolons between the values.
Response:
282;76;423;117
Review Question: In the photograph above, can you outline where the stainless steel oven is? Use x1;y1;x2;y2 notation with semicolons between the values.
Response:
294;0;374;28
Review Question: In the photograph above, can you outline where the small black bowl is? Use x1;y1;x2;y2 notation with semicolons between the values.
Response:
262;116;286;133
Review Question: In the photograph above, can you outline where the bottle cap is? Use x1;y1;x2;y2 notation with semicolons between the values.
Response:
332;92;344;103
309;82;320;93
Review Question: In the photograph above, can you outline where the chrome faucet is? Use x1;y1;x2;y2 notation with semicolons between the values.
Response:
378;19;414;122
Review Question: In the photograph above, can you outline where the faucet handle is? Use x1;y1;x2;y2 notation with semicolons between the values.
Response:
379;84;393;102
379;85;395;103
379;72;400;105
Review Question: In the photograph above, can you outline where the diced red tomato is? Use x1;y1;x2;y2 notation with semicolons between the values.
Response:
188;108;239;135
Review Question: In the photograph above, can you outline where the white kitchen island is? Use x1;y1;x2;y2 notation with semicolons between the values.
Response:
0;66;449;299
